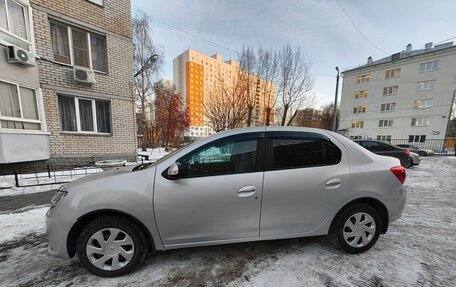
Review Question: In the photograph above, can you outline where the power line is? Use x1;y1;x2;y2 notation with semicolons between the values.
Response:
150;16;238;54
335;0;389;55
435;36;456;45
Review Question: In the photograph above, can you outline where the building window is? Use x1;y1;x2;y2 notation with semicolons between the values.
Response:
383;86;399;96
420;61;439;73
58;95;111;133
411;117;430;127
356;74;370;84
355;90;368;99
0;80;42;131
351;121;364;128
353;105;367;114
377;135;391;141
0;0;32;50
378;119;393;128
385;68;401;79
414;99;432;109
417;80;436;91
50;20;108;72
380;103;396;112
408;135;426;143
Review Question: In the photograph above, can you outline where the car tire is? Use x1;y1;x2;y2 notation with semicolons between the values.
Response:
405;158;413;168
334;203;382;254
418;151;427;156
76;215;149;277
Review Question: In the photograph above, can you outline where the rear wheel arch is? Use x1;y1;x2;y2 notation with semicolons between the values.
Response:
330;197;389;234
66;209;155;258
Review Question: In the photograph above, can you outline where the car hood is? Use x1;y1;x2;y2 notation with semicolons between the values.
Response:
59;165;139;191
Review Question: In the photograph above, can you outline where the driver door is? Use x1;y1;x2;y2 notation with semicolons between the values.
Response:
154;132;265;247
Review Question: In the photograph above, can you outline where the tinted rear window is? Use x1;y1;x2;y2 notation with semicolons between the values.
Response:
272;137;341;170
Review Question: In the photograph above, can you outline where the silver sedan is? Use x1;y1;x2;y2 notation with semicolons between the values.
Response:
46;127;407;277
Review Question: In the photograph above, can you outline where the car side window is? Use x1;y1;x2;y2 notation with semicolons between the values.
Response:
178;137;258;177
272;136;341;170
381;143;394;151
362;141;381;151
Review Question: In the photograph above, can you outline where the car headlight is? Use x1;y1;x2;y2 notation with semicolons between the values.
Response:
50;190;68;208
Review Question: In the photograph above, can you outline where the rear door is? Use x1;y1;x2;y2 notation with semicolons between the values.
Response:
260;131;349;236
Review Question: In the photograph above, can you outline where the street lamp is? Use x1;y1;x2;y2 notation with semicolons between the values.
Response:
332;66;340;131
134;54;159;151
134;54;159;78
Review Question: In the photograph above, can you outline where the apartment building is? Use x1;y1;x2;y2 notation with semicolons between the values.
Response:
0;0;136;173
173;49;274;138
340;42;456;146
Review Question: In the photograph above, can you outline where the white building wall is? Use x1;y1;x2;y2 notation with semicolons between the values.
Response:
340;46;456;144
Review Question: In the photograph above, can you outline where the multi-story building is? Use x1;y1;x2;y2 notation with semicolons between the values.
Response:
292;108;325;129
0;0;136;174
173;49;274;138
340;42;456;146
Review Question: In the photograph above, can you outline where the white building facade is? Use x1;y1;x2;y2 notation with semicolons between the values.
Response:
340;42;456;145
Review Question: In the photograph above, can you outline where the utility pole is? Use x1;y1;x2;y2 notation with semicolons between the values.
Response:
332;67;340;131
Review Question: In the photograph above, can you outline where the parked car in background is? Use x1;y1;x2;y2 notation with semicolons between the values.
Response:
396;144;434;156
47;127;407;277
354;140;411;168
409;152;421;166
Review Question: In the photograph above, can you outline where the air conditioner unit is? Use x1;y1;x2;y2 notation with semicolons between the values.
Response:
7;46;36;67
73;66;96;84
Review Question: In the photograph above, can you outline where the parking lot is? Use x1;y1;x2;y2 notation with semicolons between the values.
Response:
0;156;455;286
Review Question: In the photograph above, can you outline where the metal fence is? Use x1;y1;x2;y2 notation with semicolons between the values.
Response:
389;139;456;155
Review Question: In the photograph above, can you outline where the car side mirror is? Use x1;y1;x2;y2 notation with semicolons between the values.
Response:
167;162;184;179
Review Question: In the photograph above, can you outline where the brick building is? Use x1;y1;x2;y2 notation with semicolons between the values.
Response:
0;0;136;174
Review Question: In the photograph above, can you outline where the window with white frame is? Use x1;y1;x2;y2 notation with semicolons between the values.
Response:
378;119;393;128
355;90;368;99
377;135;391;141
356;74;370;84
383;85;398;96
417;80;436;91
380;103;396;112
385;68;401;79
0;80;42;131
420;61;439;73
351;121;364;128
411;117;430;127
353;105;367;114
0;0;32;50
408;135;426;143
50;20;108;72
414;99;432;109
58;95;111;133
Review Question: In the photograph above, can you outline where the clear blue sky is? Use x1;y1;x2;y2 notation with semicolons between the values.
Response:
131;0;456;107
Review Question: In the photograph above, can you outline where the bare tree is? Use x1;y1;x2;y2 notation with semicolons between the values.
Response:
257;47;279;126
321;103;341;130
154;82;189;150
277;43;315;126
238;46;257;126
204;67;247;132
133;11;163;150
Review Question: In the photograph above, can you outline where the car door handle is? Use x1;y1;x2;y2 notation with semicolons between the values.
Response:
238;185;256;197
326;179;342;189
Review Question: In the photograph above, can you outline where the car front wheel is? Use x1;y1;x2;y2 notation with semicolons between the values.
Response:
334;203;381;254
76;215;149;277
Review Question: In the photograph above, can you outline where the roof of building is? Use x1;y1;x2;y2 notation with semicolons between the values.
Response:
343;41;455;73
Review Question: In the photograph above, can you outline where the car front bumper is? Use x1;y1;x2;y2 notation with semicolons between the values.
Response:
46;206;76;259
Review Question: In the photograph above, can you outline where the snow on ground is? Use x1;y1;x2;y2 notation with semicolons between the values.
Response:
0;207;48;243
0;156;455;286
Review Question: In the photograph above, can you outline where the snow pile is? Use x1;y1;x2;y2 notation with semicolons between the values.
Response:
0;207;48;243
